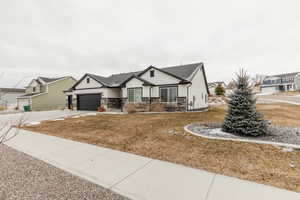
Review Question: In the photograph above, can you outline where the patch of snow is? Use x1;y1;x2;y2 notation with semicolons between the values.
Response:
289;163;295;168
26;122;41;126
281;147;294;152
51;118;65;121
80;113;98;117
71;116;80;119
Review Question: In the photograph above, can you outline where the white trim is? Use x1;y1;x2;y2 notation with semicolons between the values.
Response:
187;65;201;81
184;124;300;149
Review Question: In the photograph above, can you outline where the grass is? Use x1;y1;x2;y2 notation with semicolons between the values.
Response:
24;103;300;192
274;91;300;96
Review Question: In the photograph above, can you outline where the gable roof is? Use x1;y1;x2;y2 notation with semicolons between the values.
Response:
161;63;201;80
121;75;155;87
71;62;206;91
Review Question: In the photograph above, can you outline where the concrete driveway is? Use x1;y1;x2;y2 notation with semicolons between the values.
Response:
257;94;300;105
0;110;90;126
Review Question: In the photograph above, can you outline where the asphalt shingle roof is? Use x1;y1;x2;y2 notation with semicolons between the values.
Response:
38;77;66;83
0;88;25;93
267;72;300;78
87;63;202;87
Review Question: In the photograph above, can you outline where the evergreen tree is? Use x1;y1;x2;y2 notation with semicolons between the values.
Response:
222;69;268;136
215;84;226;96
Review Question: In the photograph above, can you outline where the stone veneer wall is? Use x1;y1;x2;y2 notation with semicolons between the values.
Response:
101;98;122;111
69;96;187;112
121;97;187;112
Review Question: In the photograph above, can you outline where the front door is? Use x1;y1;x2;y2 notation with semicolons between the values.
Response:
68;95;73;109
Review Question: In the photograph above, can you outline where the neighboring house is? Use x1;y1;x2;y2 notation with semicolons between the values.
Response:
208;82;227;96
261;72;300;94
65;62;209;112
0;88;25;109
17;77;77;111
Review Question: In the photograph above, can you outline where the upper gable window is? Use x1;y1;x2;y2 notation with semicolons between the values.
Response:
150;70;155;78
33;87;36;93
87;77;90;84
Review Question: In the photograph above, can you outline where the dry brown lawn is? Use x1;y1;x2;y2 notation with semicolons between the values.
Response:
274;91;300;96
24;103;300;192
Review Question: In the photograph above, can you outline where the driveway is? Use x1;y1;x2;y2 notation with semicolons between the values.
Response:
0;110;91;126
257;94;300;105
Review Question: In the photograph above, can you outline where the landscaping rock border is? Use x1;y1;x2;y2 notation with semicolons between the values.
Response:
184;122;300;149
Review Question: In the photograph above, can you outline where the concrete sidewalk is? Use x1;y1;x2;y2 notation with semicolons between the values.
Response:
5;129;299;200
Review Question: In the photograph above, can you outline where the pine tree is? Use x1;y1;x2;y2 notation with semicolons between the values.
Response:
222;69;268;136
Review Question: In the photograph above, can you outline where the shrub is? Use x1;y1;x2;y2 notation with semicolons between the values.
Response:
215;84;226;96
124;103;137;114
222;69;268;137
150;102;165;112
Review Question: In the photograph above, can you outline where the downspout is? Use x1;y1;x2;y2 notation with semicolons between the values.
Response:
149;86;152;111
186;83;192;111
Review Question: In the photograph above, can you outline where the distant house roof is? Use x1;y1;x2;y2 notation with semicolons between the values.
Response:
0;88;25;93
266;72;300;79
38;77;68;83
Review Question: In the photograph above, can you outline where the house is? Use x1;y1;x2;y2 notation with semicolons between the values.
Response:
65;62;209;112
0;88;25;109
17;76;77;111
208;82;227;96
261;72;300;94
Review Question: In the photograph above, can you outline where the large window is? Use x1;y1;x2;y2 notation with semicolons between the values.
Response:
128;88;142;103
160;87;177;103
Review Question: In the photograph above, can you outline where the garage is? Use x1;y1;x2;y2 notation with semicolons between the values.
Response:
261;86;277;94
77;94;101;111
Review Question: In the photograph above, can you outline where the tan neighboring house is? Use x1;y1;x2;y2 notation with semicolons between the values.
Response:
17;76;76;111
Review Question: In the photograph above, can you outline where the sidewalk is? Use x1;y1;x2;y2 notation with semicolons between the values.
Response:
5;129;299;200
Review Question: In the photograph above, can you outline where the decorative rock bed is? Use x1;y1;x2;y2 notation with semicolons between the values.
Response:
185;122;300;148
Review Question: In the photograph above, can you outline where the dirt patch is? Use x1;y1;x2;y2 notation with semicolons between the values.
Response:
24;104;300;192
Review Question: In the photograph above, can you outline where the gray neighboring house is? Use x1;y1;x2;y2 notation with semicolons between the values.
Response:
261;72;300;94
65;62;210;112
0;88;25;109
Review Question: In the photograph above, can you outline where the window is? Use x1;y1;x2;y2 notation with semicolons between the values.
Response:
33;87;36;93
87;77;90;84
128;88;142;103
150;70;155;77
160;87;177;103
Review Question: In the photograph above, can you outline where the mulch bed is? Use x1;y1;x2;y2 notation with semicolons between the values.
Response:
187;122;300;146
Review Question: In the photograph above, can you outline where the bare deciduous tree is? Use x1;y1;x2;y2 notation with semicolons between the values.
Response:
0;115;26;144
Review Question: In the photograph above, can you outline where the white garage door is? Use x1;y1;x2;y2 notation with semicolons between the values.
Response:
261;86;277;94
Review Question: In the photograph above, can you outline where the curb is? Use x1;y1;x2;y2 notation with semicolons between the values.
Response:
184;124;300;149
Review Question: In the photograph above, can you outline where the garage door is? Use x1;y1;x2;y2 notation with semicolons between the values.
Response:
77;94;101;111
261;86;277;94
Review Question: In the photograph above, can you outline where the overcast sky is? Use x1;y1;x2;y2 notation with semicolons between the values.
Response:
0;0;300;87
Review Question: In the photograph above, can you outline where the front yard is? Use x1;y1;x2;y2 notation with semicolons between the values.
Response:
24;103;300;192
